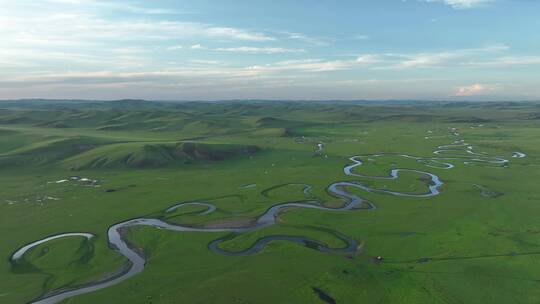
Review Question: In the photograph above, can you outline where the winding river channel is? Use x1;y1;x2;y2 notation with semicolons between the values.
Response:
11;137;524;304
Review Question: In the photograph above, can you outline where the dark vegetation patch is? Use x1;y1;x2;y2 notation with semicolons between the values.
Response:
417;257;431;263
368;114;439;123
474;184;504;198
105;184;137;193
34;121;71;128
255;117;285;127
253;116;317;136
312;287;337;304
447;117;492;123
372;256;384;264
251;127;291;137
523;112;540;120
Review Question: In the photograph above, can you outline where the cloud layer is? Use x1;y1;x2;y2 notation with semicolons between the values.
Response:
0;0;538;100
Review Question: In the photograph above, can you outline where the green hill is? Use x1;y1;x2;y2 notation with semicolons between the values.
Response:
0;136;111;167
63;142;260;170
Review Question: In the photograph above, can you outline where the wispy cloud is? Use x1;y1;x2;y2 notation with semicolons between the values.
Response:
247;59;356;73
0;0;538;100
189;60;225;65
356;55;383;64
0;1;279;74
178;45;305;54
214;47;305;54
463;56;540;67
421;0;494;9
203;27;275;42
0;58;357;88
0;3;275;56
364;44;510;69
45;0;186;15
283;32;329;46
354;35;370;40
166;45;184;51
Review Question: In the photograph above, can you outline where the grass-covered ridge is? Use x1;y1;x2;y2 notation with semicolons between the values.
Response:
0;134;259;169
64;142;260;169
0;136;112;167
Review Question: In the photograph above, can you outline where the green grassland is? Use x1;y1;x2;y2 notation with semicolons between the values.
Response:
1;100;540;303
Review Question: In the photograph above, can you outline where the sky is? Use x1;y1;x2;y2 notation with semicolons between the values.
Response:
0;0;539;101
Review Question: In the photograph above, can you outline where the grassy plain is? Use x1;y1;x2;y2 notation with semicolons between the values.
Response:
1;100;540;303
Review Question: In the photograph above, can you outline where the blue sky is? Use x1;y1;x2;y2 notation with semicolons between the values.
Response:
1;0;539;100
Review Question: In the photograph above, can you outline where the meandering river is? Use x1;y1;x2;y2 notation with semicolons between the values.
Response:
11;138;521;304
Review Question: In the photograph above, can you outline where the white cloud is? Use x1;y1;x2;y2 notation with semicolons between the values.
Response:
0;1;537;100
454;83;495;96
187;46;305;54
392;52;458;68
283;32;329;46
356;54;383;64
0;4;275;48
205;27;274;42
421;0;494;9
46;0;184;15
189;60;224;65
247;59;355;73
214;47;305;54
0;58;357;89
354;35;370;40
166;45;184;51
190;44;206;50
